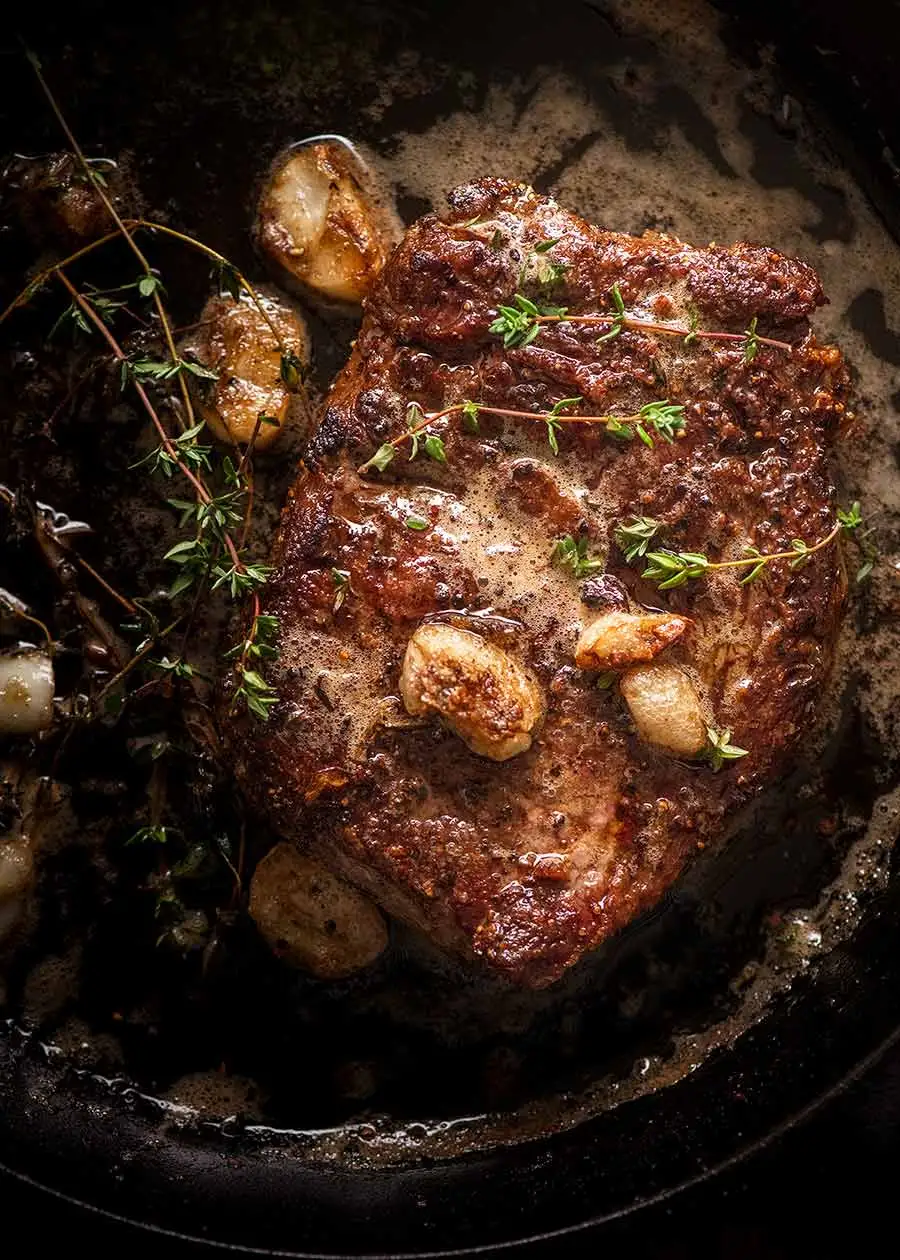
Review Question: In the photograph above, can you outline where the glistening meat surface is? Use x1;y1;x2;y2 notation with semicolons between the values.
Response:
228;179;850;988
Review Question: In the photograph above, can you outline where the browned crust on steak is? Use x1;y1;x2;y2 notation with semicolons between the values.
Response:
228;179;850;988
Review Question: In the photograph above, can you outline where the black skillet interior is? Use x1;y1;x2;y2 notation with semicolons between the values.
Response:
1;0;900;1253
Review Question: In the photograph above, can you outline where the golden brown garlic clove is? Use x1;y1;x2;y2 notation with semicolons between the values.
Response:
399;623;544;762
257;138;402;307
249;843;388;979
181;287;310;450
574;610;689;672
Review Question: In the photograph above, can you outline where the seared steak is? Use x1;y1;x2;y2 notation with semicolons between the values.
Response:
229;179;849;988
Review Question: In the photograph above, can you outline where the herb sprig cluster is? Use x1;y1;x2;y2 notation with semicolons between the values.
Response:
614;502;873;590
6;54;307;722
481;236;786;360
359;394;687;472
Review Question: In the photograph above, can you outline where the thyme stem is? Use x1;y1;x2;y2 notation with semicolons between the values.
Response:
358;399;685;472
27;52;197;430
701;522;842;573
534;311;793;353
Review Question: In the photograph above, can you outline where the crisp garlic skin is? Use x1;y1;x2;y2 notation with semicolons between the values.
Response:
400;623;544;762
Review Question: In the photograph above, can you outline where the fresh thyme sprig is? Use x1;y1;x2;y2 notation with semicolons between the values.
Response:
619;505;869;590
613;516;662;563
226;614;280;719
545;397;583;454
551;534;605;578
55;257;277;720
26;48;200;430
488;293;545;348
358;395;687;472
2;228;308;420
704;727;749;771
129;421;213;478
10;56;292;721
487;281;793;358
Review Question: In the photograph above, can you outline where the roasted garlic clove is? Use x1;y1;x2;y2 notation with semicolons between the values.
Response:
249;843;388;979
619;661;706;758
3;152;128;247
574;610;689;672
181;287;310;449
400;623;544;762
0;652;54;735
257;138;401;307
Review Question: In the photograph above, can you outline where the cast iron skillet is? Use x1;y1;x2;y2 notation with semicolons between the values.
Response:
1;0;900;1253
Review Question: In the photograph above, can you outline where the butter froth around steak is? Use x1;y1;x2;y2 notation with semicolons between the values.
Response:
227;179;850;988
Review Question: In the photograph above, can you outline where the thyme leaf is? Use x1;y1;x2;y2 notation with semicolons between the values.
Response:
596;282;626;345
704;726;749;771
614;516;662;563
552;534;605;579
360;442;396;473
331;568;351;613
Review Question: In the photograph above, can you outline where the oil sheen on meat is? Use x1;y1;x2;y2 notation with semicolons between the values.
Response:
228;180;850;988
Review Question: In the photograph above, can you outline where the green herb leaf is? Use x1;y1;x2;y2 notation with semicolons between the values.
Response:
210;561;273;599
126;825;169;847
406;402;424;460
788;538;812;570
595;671;618;690
596;282;627;345
549;396;583;418
138;273;163;298
614;516;661;564
544;396;582;455
537;259;569;287
180;356;219;382
163;538;206;563
360;442;396;474
743;315;760;365
461;400;480;433
489;293;543;349
424;434;448;464
642;548;710;590
552;534;604;579
604;416;634;441
235;666;279;721
150;655;195;679
534;238;562;253
837;501;863;532
405;515;429;531
331;568;351;612
280;350;305;389
704;726;749;771
216;260;243;302
638;399;686;444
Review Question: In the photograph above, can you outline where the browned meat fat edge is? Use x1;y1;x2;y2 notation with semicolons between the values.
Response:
227;178;849;988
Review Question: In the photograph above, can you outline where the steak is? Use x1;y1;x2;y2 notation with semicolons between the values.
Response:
229;179;850;988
